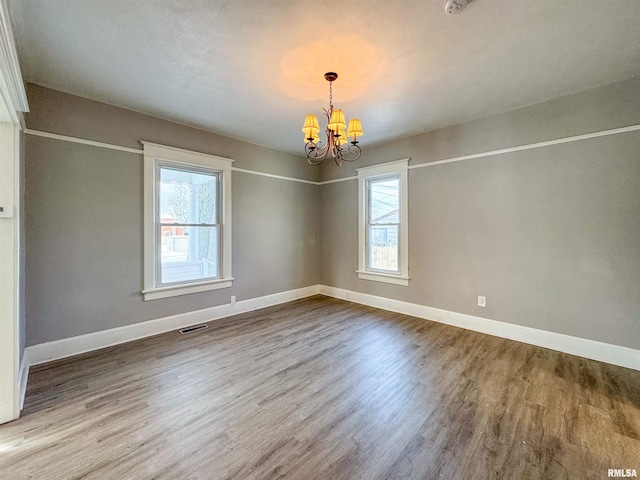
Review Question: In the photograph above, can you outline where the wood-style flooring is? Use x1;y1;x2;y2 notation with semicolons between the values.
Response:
1;295;639;479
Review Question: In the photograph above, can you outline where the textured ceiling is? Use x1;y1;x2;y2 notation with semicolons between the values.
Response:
10;0;640;155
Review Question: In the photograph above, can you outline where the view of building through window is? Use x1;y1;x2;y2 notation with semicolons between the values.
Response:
367;175;400;272
158;166;220;284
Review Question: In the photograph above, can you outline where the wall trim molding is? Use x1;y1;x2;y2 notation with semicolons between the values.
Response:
317;176;357;185
25;128;144;154
26;285;321;366
318;123;640;184
18;349;29;411
24;128;320;185
232;166;318;185
319;285;640;371
25;123;640;187
407;123;640;171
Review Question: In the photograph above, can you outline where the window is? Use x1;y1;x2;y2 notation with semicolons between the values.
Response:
357;159;409;286
142;142;233;301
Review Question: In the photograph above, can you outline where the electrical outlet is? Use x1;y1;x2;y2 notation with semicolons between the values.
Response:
230;295;236;305
477;296;486;307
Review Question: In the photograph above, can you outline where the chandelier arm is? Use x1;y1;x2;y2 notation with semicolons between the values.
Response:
307;156;325;166
338;143;362;162
305;136;331;165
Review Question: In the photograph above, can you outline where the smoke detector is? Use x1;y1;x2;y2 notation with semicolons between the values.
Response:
444;0;467;15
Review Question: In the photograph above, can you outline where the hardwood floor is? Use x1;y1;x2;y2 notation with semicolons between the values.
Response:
1;295;639;479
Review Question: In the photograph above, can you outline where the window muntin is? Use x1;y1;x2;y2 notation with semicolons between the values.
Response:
157;163;221;286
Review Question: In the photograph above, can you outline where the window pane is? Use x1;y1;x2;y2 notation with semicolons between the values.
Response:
369;177;399;224
159;167;217;224
368;225;398;271
160;226;220;284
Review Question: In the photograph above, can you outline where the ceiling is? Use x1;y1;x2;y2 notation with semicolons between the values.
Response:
10;0;640;155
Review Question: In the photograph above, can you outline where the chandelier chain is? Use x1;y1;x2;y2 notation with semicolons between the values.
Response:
329;80;333;111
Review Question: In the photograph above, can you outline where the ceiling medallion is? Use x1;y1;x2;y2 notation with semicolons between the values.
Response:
301;72;363;166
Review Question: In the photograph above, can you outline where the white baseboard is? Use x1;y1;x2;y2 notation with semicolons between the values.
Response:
24;283;639;372
319;285;640;371
18;348;29;410
26;285;321;366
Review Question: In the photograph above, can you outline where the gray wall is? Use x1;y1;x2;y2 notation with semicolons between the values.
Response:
25;85;318;346
319;76;640;349
25;77;640;351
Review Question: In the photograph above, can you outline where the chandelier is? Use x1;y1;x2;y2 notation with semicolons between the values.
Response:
302;72;363;166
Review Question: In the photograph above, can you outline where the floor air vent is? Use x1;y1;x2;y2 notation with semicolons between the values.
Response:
179;324;208;334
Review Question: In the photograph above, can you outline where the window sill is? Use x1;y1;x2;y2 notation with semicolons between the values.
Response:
356;270;409;286
143;277;234;301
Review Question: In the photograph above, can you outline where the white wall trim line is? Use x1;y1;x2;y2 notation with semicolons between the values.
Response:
232;166;318;185
317;176;358;185
18;349;29;411
319;285;640;371
407;123;640;170
26;285;321;366
24;123;640;186
24;129;320;185
318;123;640;184
25;128;143;154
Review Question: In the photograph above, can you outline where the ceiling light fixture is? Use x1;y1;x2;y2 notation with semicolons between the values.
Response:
302;72;363;166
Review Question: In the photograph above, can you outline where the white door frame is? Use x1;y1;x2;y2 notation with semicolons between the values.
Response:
0;0;28;424
0;119;20;423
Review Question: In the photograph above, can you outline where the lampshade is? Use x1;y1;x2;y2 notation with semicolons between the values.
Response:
328;109;346;131
347;118;363;140
302;114;320;134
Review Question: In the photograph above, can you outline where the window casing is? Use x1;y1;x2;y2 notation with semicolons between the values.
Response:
143;142;233;301
357;159;409;286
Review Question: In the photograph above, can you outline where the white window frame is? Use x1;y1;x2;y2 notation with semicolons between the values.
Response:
357;158;409;286
142;142;234;301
